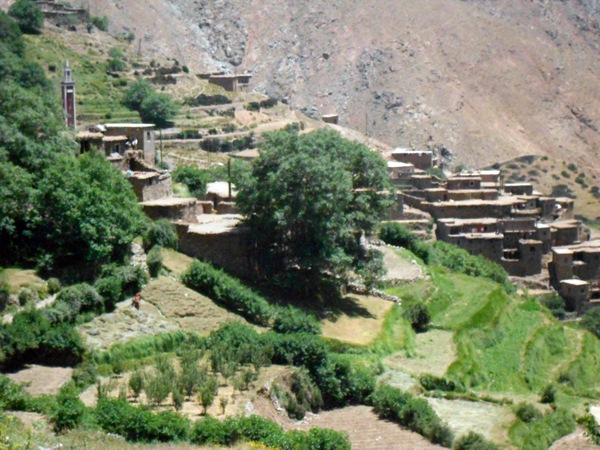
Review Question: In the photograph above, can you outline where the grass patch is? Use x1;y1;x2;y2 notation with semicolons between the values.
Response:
3;268;44;290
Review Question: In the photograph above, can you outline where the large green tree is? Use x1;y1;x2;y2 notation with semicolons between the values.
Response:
8;0;43;35
236;129;394;293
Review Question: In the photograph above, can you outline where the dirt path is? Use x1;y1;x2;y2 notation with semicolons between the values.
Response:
380;246;424;282
549;428;598;450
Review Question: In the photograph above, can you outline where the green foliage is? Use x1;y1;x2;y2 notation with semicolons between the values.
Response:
107;57;126;72
17;287;37;306
33;153;146;270
453;432;499;450
47;277;61;295
143;219;178;251
370;384;453;446
540;292;566;319
580;306;600;338
184;93;232;107
577;414;600;445
0;11;25;56
403;297;431;333
147;246;163;278
129;368;145;398
0;375;32;411
49;283;103;322
91;15;108;31
515;403;542;423
191;414;350;449
182;260;272;326
287;368;323;417
96;397;190;442
273;306;321;334
52;385;86;432
122;78;153;110
380;222;434;263
540;384;556;404
139;93;179;128
198;375;218;414
171;165;208;197
0;309;84;368
510;408;575;450
8;0;43;34
100;264;148;299
420;375;465;393
237;129;394;292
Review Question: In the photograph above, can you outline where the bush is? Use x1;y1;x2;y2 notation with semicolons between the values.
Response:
182;261;272;326
184;94;232;107
143;219;178;251
380;222;435;264
245;101;260;111
172;166;208;198
96;397;191;442
94;275;121;311
370;384;453;446
107;57;126;72
47;277;61;295
147;246;163;278
52;385;86;432
288;368;323;417
91;15;108;31
45;283;102;323
100;264;148;299
515;403;542;423
139;93;179;128
191;415;231;446
17;287;38;306
273;306;321;334
453;431;499;450
580;307;600;338
8;0;43;34
541;292;566;318
540;384;557;404
403;299;430;333
420;375;465;393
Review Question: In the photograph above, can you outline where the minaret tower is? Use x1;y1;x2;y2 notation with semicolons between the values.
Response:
61;61;76;128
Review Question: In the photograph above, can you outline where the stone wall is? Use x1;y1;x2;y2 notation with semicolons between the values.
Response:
174;223;253;279
128;173;173;202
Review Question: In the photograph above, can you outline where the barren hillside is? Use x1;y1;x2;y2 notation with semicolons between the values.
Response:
5;0;600;177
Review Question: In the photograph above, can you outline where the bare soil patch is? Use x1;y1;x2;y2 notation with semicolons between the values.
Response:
549;428;598;450
321;295;394;346
426;397;514;445
78;298;180;351
141;276;247;336
380;245;425;282
5;365;73;396
384;329;456;378
293;405;444;450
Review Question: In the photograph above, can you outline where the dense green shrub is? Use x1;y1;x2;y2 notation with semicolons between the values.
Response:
172;166;209;198
540;384;557;404
403;298;431;333
147;246;163;278
94;275;121;311
259;98;278;109
52;385;86;432
453;432;499;450
100;264;148;299
0;376;32;411
245;101;260;111
8;0;43;34
184;93;231;107
0;309;84;368
96;397;190;442
273;305;321;334
380;222;434;263
17;287;38;306
107;57;126;72
420;375;465;393
580;307;600;338
515;403;542;423
139;93;179;128
370;384;453;446
540;292;567;318
279;368;324;419
47;277;61;295
143;219;178;251
182;260;272;326
91;15;108;31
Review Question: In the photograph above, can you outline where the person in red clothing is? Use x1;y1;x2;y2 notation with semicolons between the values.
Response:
132;292;141;310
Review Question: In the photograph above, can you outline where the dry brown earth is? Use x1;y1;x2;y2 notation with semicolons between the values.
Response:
5;365;73;396
21;0;600;179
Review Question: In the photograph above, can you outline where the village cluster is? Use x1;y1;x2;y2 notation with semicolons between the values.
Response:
60;45;599;315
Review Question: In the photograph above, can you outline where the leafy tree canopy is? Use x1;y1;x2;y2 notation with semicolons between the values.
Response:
8;0;44;35
123;79;179;128
236;129;394;293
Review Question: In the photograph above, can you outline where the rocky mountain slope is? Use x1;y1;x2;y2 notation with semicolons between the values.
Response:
5;0;600;177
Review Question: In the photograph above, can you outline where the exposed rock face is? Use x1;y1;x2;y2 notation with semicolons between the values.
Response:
8;0;600;176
